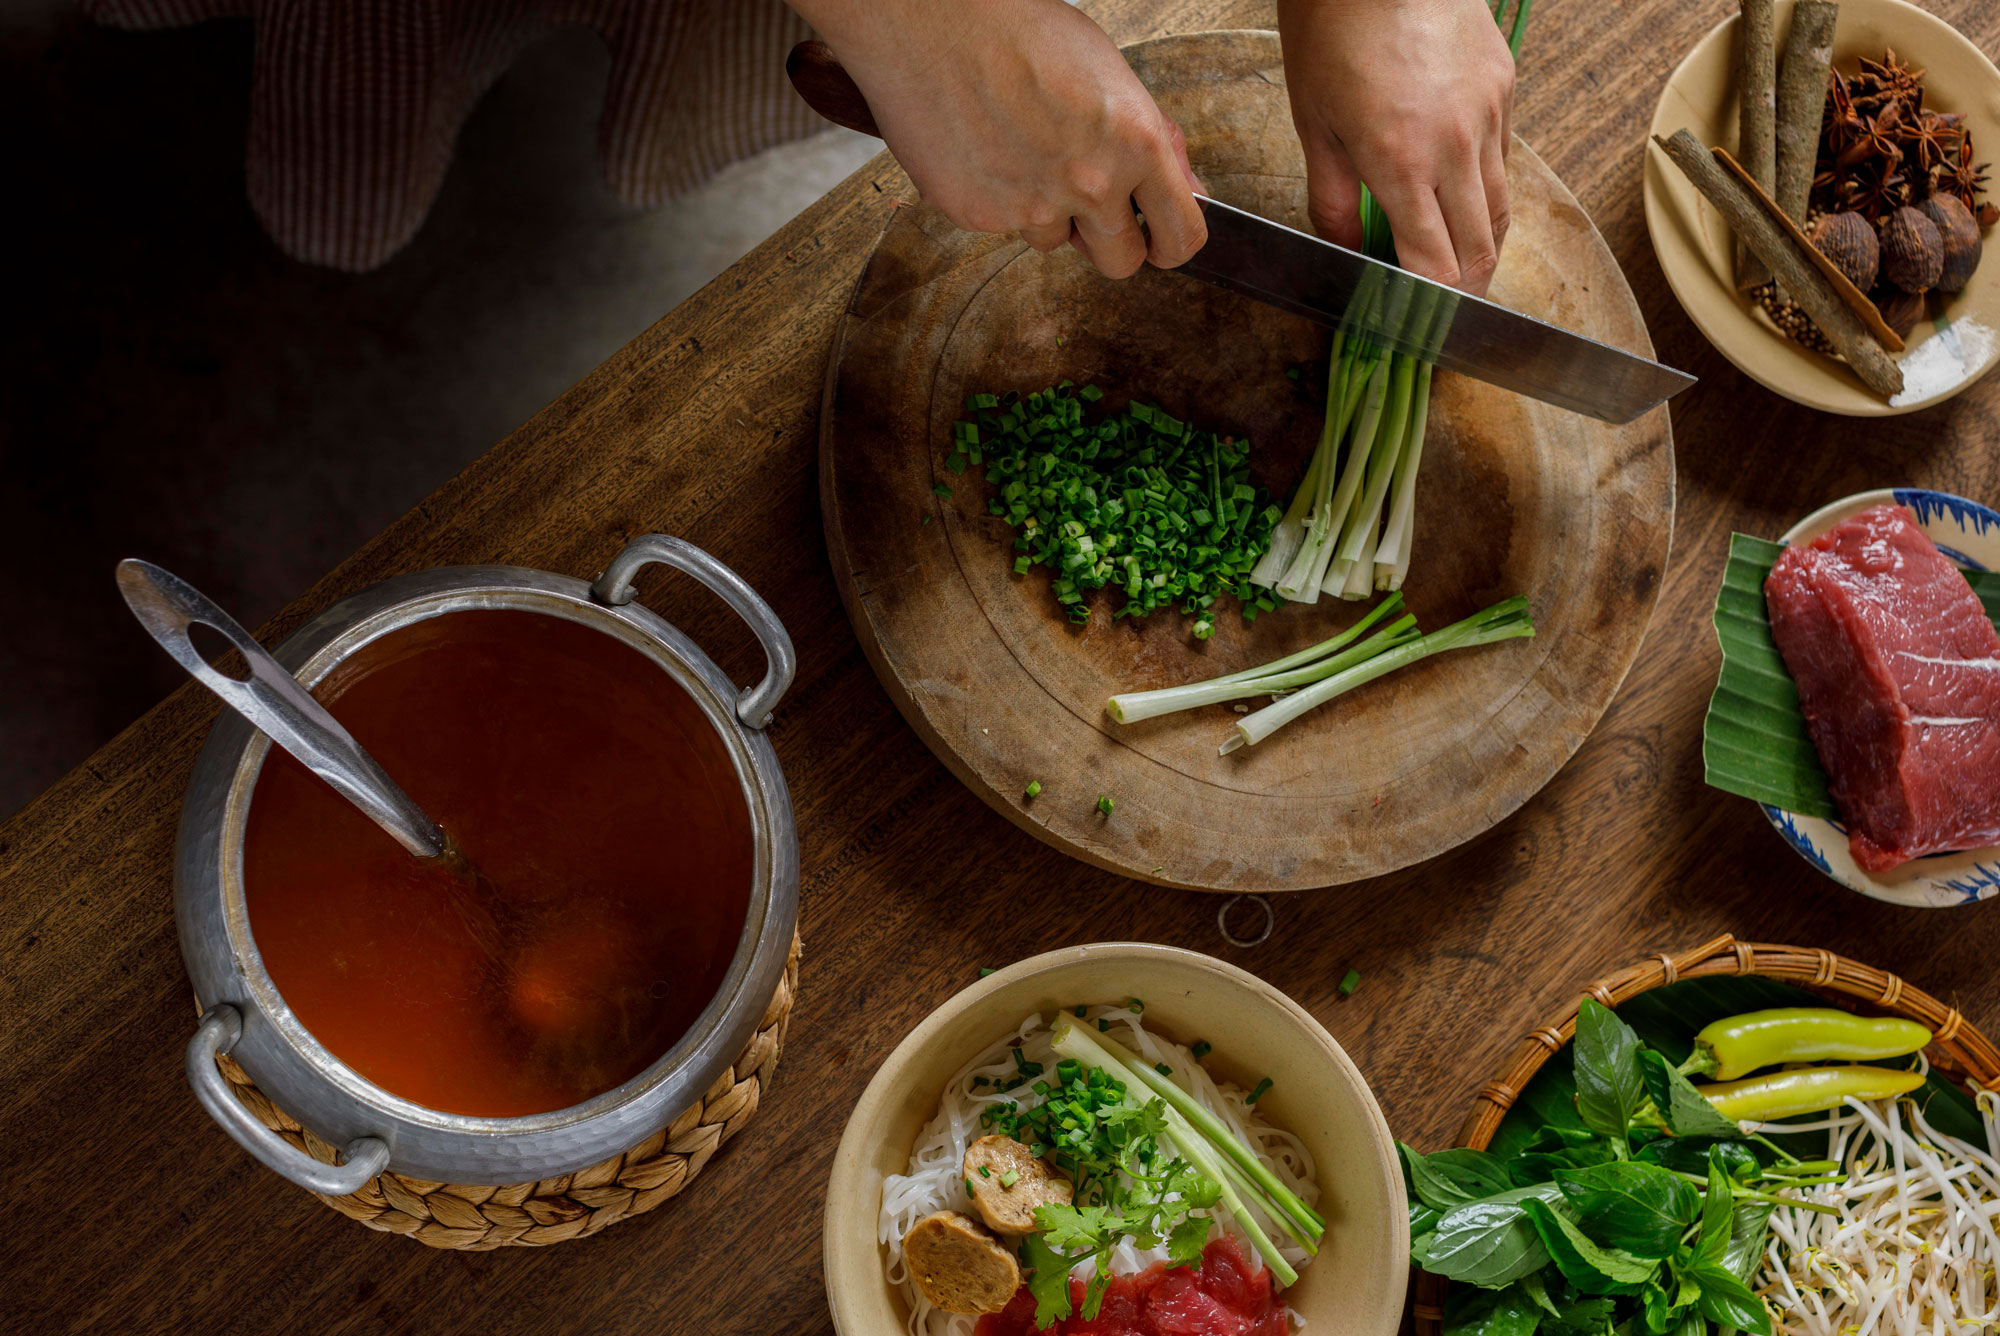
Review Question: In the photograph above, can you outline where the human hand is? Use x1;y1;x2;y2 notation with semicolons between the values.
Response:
1276;0;1516;295
790;0;1206;278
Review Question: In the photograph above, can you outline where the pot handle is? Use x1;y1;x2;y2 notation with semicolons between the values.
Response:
187;1005;391;1196
591;535;797;730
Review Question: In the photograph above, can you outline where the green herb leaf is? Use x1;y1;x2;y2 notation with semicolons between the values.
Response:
1400;1142;1515;1211
1520;1198;1658;1294
1552;1162;1700;1258
1696;1149;1735;1266
1166;1216;1210;1265
1442;1281;1544;1336
1505;1127;1622;1187
1688;1260;1772;1335
1023;1230;1079;1328
1722;1201;1774;1283
1413;1184;1567;1287
1638;1048;1741;1140
1573;1000;1648;1146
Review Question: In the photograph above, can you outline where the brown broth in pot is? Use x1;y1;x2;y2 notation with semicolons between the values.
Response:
242;609;753;1117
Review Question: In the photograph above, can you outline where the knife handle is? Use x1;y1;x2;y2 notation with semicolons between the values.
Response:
786;41;882;139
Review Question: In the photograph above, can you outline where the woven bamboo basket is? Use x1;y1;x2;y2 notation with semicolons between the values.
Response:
1412;934;2000;1335
206;934;800;1250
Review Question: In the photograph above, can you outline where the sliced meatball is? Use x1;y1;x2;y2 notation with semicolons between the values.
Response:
963;1134;1074;1236
903;1211;1022;1315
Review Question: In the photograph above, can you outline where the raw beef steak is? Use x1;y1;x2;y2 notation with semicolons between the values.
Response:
1764;503;2000;872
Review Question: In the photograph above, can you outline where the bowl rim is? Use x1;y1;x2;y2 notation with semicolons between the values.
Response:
1642;0;2000;416
820;940;1408;1336
1756;487;2000;907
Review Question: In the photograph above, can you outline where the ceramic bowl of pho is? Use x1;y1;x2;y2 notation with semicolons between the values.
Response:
821;942;1407;1336
1645;0;2000;415
1750;488;2000;907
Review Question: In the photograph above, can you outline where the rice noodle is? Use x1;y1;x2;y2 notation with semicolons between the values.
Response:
878;1005;1321;1336
1750;1065;2000;1336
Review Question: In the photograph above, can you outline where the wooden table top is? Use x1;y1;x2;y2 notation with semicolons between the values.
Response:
6;2;1998;1332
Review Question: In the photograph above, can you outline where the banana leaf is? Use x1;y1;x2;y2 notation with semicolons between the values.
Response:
1701;533;2000;820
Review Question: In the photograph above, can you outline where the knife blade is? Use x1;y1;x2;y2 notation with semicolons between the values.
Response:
1184;197;1693;425
781;39;1693;425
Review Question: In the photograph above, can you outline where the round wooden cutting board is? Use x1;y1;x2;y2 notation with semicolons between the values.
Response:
819;30;1675;893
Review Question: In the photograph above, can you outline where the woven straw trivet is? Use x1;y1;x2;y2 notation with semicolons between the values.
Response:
1411;934;2000;1333
208;933;800;1250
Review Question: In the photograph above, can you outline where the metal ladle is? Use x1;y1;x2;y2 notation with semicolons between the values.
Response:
116;560;505;955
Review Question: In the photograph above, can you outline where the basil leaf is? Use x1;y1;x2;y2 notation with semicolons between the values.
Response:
1401;1142;1515;1210
1696;1149;1735;1265
1553;1162;1701;1259
1638;1048;1741;1140
1573;1000;1647;1144
1444;1281;1545;1336
1689;1261;1773;1336
1520;1198;1659;1294
1518;1270;1563;1319
1639;1280;1672;1334
1416;1184;1567;1288
1667;1305;1705;1336
1636;1136;1758;1180
1722;1201;1774;1283
1509;1128;1623;1186
1544;1295;1619;1336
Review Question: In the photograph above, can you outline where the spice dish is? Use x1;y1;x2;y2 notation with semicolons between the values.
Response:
1646;0;2000;414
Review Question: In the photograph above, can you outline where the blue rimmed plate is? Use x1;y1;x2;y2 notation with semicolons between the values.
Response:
1764;488;2000;907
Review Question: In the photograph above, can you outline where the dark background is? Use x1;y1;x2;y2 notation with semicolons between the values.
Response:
3;3;867;816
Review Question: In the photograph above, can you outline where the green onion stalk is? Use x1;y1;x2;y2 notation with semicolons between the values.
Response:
1220;596;1533;752
1051;1016;1323;1284
1250;0;1531;603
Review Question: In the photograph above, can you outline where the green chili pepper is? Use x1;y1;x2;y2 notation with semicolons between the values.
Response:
1682;1008;1932;1080
1696;1064;1925;1121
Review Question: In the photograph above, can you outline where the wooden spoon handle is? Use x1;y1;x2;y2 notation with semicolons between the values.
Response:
786;40;882;139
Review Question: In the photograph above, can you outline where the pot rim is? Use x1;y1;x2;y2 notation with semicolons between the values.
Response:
182;562;797;1140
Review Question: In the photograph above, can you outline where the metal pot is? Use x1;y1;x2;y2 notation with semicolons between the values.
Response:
175;535;798;1194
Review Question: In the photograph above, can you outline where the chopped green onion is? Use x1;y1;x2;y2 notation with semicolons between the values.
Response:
1192;1041;1213;1060
1024;779;1042;798
932;483;953;499
1338;969;1362;997
1128;998;1144;1014
978;967;996;978
1247;1078;1274;1104
1000;1169;1020;1188
979;1165;991;1177
1155;1063;1173;1076
1097;1019;1110;1032
1073;1005;1088;1018
920;514;932;527
1097;795;1114;815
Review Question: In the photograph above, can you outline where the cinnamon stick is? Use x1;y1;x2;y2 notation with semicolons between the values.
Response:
1735;0;1778;289
1712;145;1903;352
1653;129;1902;398
1774;1;1837;231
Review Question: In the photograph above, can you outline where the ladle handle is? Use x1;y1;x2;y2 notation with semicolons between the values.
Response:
115;559;447;859
591;535;797;729
188;1005;391;1196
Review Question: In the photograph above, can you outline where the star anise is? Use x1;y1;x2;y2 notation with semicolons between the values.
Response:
1898;109;1963;178
1840;161;1910;221
1822;72;1864;156
1941;132;1991;210
1851;48;1926;115
1835;104;1906;171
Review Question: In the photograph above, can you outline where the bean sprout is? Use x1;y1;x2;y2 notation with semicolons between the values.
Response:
1750;1068;2000;1336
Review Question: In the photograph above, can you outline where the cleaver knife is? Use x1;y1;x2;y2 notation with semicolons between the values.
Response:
786;40;1694;426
